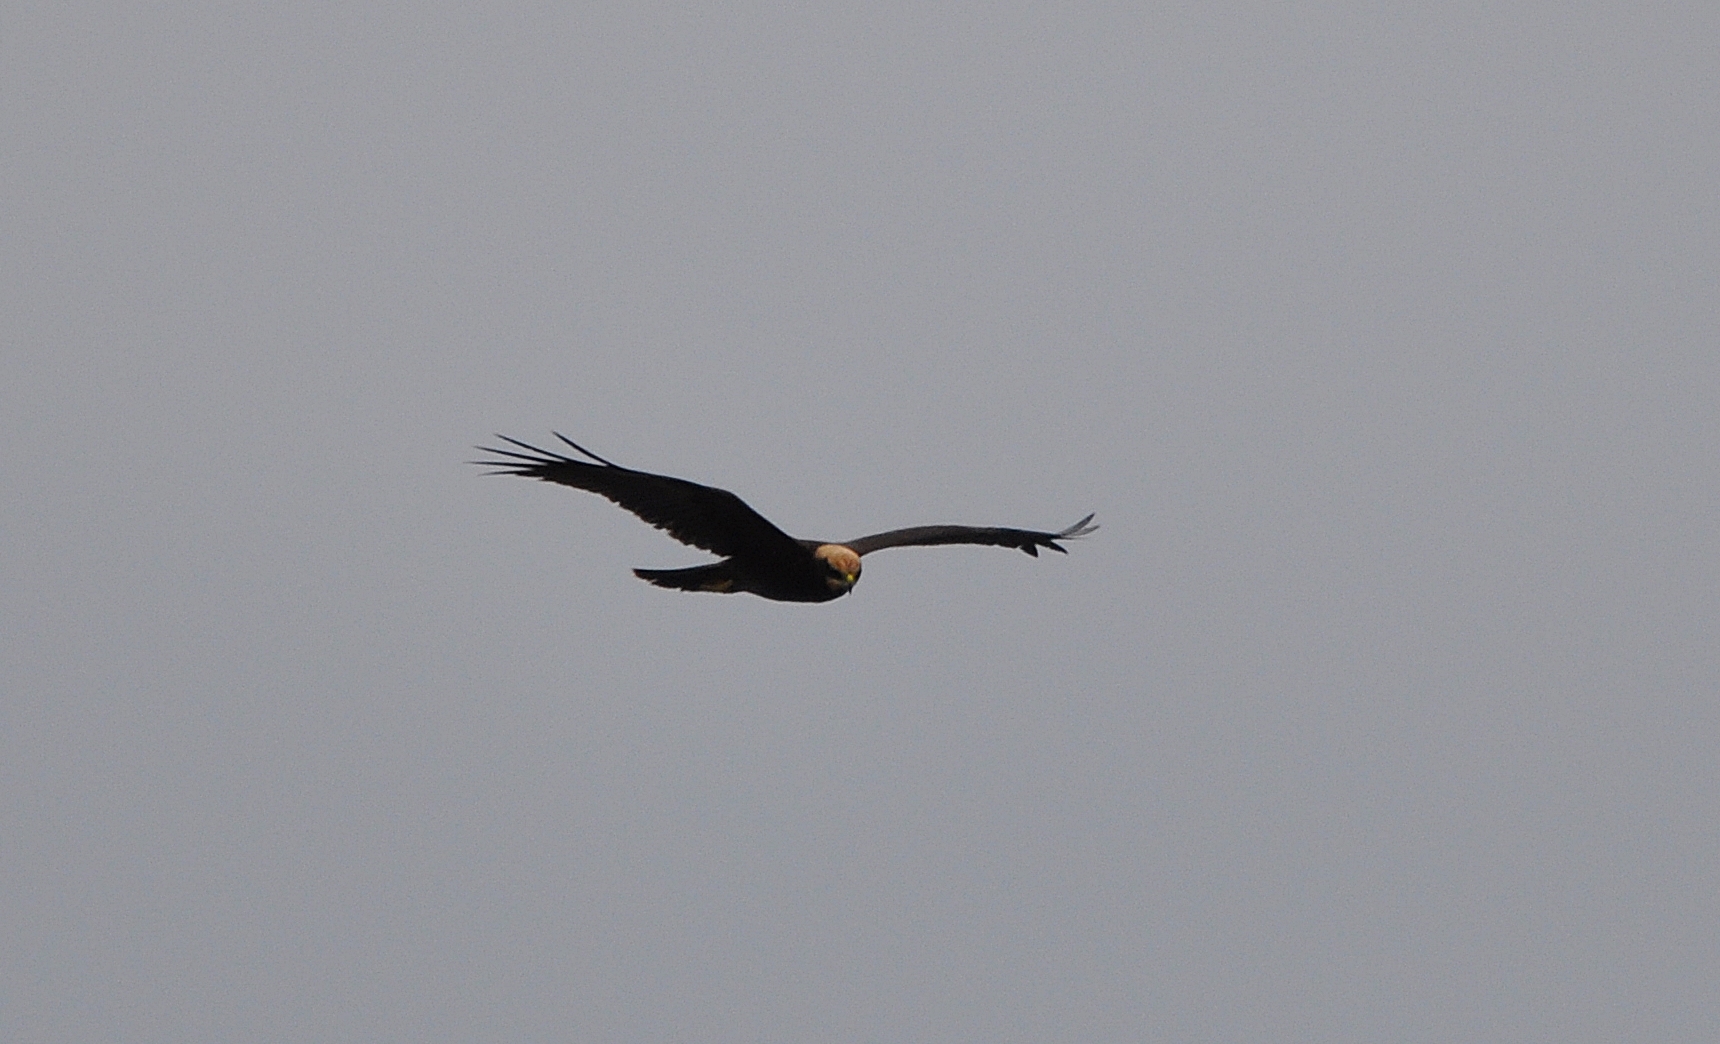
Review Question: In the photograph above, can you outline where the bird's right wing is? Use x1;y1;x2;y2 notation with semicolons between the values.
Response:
843;514;1098;557
472;434;808;562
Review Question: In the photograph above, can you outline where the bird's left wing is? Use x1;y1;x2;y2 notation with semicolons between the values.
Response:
473;434;808;562
843;514;1097;557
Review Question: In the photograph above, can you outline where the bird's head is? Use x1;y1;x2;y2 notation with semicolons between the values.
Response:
814;544;862;594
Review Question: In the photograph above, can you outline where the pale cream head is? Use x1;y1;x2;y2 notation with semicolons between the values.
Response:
814;544;862;591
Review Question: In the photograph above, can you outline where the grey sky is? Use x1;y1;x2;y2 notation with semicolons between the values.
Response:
5;2;1717;1041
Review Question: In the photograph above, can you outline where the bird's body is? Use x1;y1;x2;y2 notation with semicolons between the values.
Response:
472;434;1095;602
630;545;855;603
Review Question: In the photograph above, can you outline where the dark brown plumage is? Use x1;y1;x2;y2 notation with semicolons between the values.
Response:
472;434;1096;602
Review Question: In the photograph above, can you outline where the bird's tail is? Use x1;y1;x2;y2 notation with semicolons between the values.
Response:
633;562;740;594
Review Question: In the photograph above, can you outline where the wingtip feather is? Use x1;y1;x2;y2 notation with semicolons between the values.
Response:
1056;513;1099;539
553;432;617;467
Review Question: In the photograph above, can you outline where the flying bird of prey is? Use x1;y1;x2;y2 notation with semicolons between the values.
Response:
473;434;1096;603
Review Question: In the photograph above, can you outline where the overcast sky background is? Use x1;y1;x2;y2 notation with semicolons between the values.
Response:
5;3;1717;1041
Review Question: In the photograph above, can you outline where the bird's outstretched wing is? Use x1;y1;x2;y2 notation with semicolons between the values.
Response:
843;514;1098;557
472;434;807;562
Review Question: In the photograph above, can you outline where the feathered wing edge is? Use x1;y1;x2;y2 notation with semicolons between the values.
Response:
470;433;807;562
471;432;618;472
843;513;1098;557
